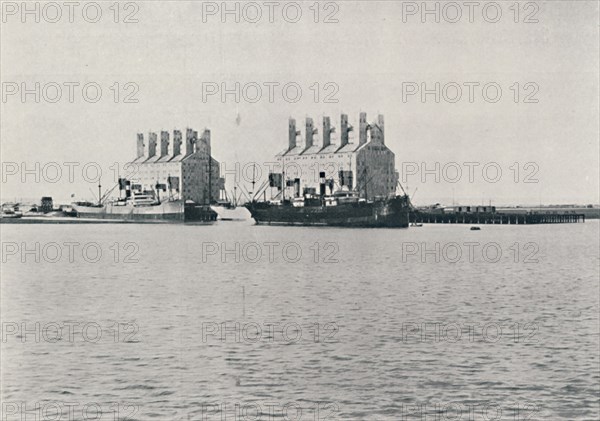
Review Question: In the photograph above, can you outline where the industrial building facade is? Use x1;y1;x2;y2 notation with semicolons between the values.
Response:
275;113;398;201
131;128;220;204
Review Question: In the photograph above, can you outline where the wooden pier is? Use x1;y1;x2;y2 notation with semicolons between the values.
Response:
410;211;585;225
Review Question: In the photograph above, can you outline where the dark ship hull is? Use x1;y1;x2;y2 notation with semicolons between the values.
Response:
245;196;410;228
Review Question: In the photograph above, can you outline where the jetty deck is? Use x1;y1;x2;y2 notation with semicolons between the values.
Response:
410;211;585;225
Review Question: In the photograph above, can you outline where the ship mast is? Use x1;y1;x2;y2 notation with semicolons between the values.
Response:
155;176;161;204
208;138;212;205
282;167;285;202
349;155;352;191
251;163;256;198
364;167;368;200
117;168;122;199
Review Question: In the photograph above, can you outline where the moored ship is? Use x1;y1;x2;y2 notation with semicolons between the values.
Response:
72;196;216;223
244;112;410;228
246;191;409;227
73;126;221;223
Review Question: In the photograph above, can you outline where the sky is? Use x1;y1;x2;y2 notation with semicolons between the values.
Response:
1;0;598;206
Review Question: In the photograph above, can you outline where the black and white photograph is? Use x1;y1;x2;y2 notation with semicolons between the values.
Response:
1;1;599;419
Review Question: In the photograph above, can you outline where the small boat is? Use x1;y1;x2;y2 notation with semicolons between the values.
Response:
210;186;250;221
211;201;250;221
410;222;423;227
1;207;22;219
470;226;481;231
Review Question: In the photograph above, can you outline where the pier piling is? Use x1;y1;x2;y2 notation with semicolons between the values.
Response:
410;211;585;225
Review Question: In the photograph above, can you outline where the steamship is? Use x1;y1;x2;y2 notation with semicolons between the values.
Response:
72;193;216;223
245;113;410;228
72;127;219;223
246;192;410;227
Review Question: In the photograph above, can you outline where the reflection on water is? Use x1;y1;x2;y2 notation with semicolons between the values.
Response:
1;221;598;420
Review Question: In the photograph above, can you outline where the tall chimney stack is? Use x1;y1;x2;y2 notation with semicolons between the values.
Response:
288;118;298;150
341;114;352;147
136;133;145;159
160;131;169;158
305;118;315;149
196;129;211;155
200;129;211;150
172;130;182;157
147;132;157;158
378;114;385;144
322;116;331;148
359;112;368;145
185;128;197;156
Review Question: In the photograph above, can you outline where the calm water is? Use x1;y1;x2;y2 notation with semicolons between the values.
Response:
1;221;599;420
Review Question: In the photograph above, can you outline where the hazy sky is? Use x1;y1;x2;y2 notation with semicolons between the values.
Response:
1;0;598;205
